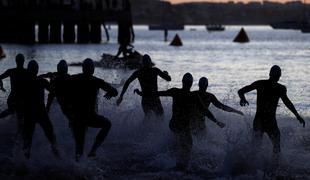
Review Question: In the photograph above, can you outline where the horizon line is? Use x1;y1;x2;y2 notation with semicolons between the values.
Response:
166;0;306;4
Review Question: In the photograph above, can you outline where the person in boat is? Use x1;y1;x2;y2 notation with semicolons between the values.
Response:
238;65;305;154
40;60;73;127
117;54;171;119
114;43;135;59
191;77;243;137
134;73;197;170
69;58;118;161
22;60;59;159
0;54;28;137
115;9;135;59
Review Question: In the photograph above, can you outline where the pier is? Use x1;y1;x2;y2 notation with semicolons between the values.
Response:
0;0;134;44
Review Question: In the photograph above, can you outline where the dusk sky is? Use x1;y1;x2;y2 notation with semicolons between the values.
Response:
167;0;290;3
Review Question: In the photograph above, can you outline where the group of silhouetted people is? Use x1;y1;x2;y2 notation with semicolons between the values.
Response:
0;54;118;161
117;54;305;170
0;53;305;170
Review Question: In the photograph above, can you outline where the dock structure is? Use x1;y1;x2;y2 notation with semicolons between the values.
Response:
0;0;134;44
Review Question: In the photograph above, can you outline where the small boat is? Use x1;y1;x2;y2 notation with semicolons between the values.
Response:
149;24;184;31
207;24;225;31
69;52;143;69
270;21;302;30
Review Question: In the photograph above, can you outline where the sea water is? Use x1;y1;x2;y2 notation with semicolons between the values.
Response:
0;26;309;179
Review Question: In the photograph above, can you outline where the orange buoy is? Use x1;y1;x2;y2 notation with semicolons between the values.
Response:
170;34;183;46
233;28;249;43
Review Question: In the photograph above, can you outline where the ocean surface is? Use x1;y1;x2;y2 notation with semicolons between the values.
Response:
0;26;309;179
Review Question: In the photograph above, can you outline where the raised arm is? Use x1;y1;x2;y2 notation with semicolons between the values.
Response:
211;94;243;115
0;69;11;80
281;90;305;127
238;81;258;106
156;68;171;81
116;72;137;105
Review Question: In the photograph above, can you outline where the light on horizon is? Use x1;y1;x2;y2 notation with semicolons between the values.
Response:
167;0;297;4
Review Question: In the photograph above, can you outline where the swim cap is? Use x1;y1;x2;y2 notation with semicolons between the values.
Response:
182;72;193;84
27;60;39;76
269;65;281;78
57;60;68;74
16;53;25;66
199;77;209;88
142;54;154;67
82;58;94;75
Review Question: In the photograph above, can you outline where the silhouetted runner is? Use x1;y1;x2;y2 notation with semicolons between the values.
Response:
69;58;118;161
135;73;198;171
23;60;59;159
40;60;73;126
192;77;243;137
117;54;171;118
0;54;28;137
238;65;305;153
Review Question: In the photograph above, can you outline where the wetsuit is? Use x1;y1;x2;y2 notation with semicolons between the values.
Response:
47;73;73;123
238;80;286;152
23;75;57;153
156;88;194;168
0;67;28;132
69;73;118;157
128;67;171;117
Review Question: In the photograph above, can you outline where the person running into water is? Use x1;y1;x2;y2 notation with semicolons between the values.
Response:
191;77;243;137
0;54;28;137
40;60;73;126
117;54;171;119
135;73;204;170
22;60;59;159
69;58;118;161
238;65;305;154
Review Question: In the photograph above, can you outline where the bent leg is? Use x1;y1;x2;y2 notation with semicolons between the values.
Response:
72;123;86;158
38;114;57;145
22;119;36;158
87;114;112;157
38;113;60;157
